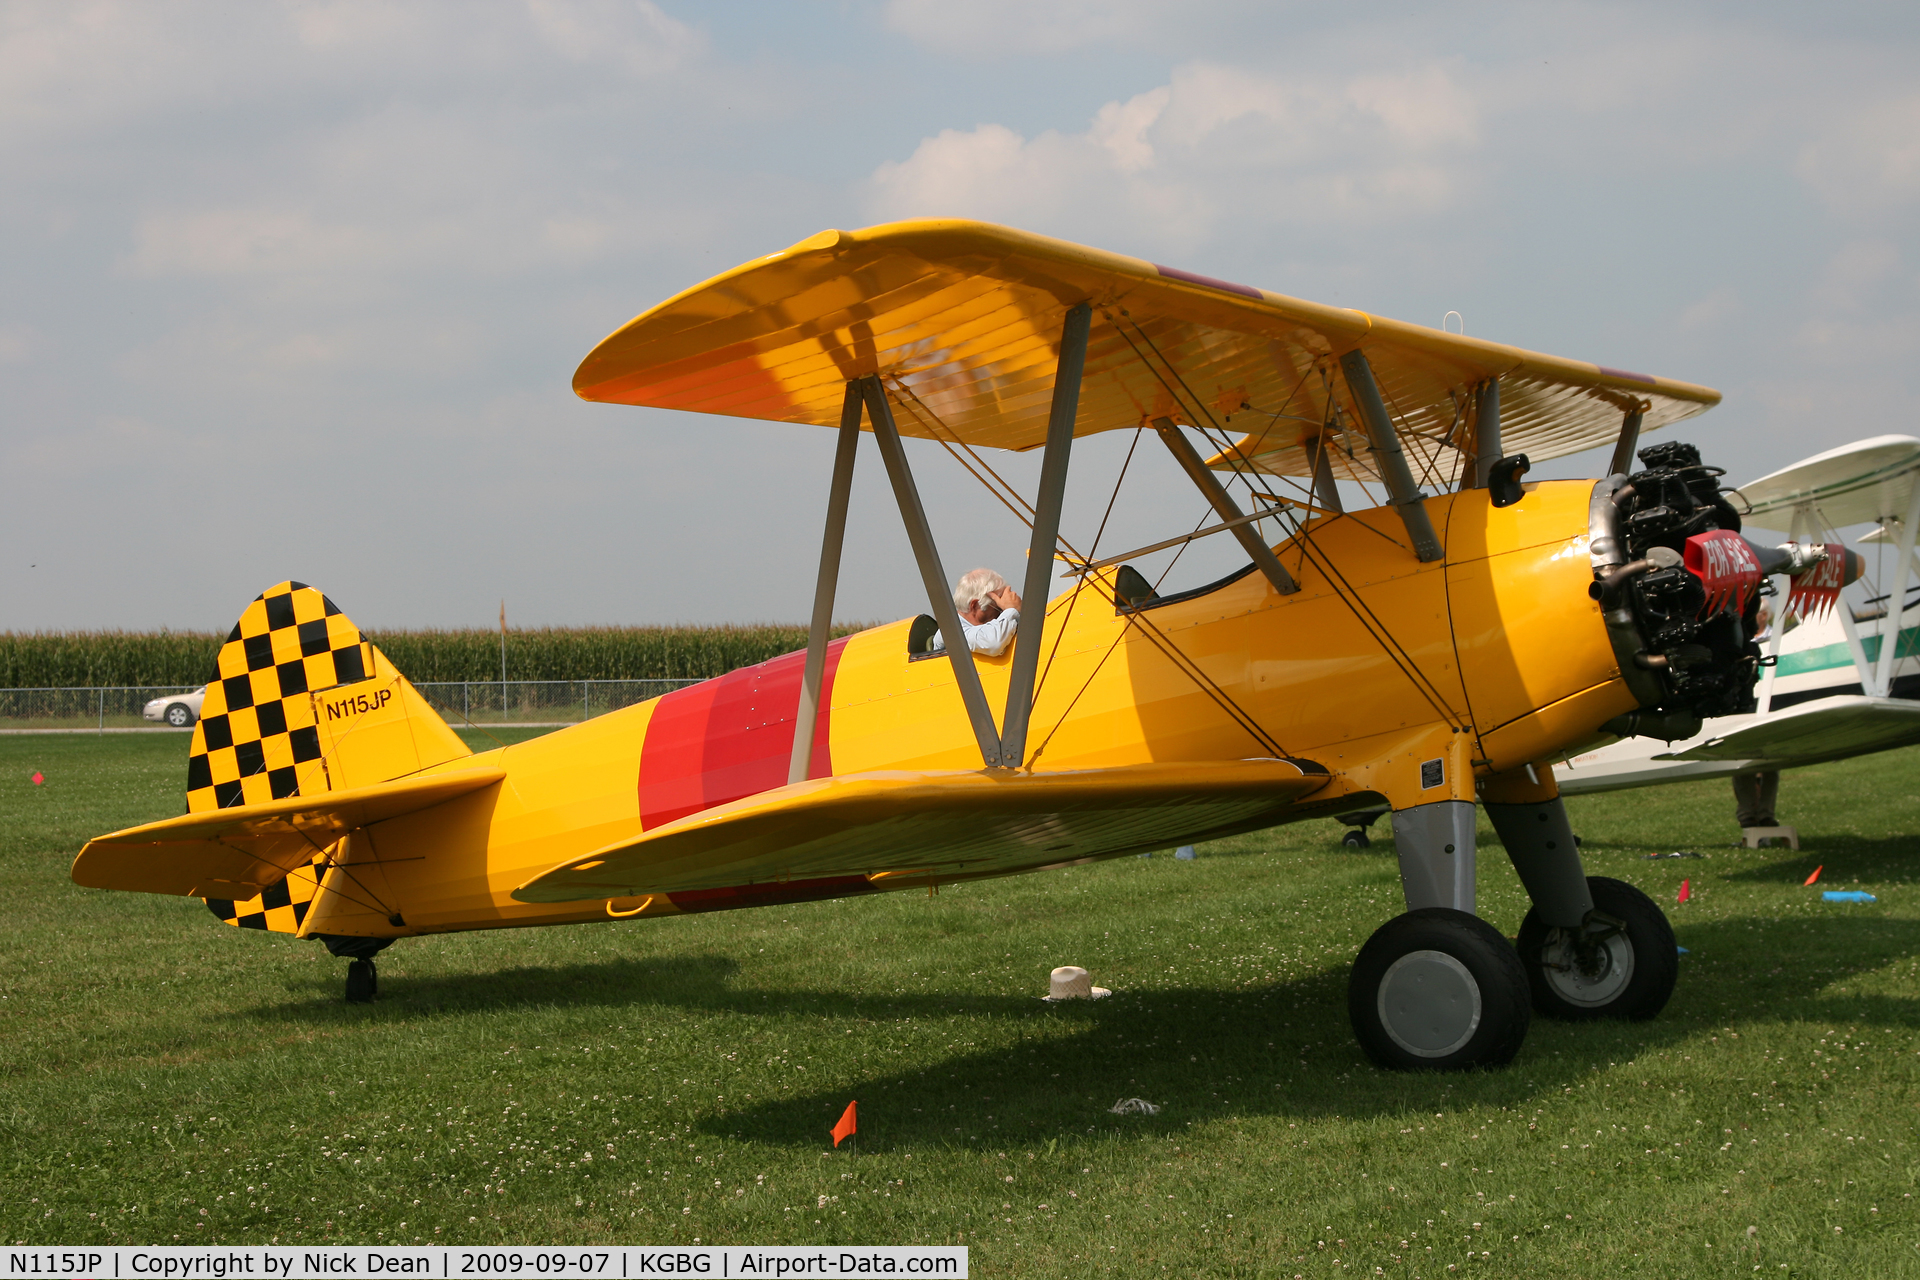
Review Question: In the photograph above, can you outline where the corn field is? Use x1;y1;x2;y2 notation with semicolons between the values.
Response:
0;623;872;689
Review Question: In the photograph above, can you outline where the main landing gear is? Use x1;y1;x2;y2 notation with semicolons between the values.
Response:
320;935;394;1004
1348;792;1677;1070
1516;876;1676;1021
1350;908;1531;1070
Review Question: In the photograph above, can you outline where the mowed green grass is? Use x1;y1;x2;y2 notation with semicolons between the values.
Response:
1;730;1917;1277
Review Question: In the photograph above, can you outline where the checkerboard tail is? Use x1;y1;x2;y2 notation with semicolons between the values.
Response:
186;582;471;933
187;581;471;814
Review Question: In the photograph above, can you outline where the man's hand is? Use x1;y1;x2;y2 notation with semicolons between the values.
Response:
988;585;1023;613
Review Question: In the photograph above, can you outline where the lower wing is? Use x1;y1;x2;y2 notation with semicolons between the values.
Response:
512;758;1330;904
1660;695;1920;767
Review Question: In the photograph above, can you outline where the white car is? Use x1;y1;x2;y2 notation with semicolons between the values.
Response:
144;686;208;728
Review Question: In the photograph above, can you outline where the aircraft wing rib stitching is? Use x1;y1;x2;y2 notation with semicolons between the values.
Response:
889;385;1038;532
889;377;1099;571
892;376;1092;564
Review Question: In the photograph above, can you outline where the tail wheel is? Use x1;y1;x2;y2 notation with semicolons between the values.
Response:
1516;875;1676;1021
1341;829;1370;849
345;958;377;1004
1349;908;1531;1071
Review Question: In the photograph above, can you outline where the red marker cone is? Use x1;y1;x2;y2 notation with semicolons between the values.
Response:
831;1100;858;1149
1677;878;1691;903
1803;865;1823;886
30;771;43;786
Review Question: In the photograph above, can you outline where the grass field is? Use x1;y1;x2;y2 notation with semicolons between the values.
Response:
2;731;1917;1277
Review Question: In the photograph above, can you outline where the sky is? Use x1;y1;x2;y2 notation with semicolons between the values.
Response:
3;1;1917;632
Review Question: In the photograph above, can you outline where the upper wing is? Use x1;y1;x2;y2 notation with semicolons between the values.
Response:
72;767;506;900
1659;695;1920;766
1732;434;1920;531
571;219;1719;481
512;758;1331;904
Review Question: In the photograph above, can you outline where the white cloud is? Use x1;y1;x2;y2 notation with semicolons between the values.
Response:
867;61;1482;248
881;0;1169;55
522;0;703;75
1090;86;1169;174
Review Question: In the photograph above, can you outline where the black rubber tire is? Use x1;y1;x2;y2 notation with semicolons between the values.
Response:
1516;875;1677;1022
164;703;194;728
1341;829;1370;849
345;958;376;1004
1349;908;1532;1071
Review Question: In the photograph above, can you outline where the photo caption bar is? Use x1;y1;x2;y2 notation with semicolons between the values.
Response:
1;1248;965;1280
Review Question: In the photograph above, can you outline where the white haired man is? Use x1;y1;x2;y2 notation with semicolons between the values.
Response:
930;567;1023;656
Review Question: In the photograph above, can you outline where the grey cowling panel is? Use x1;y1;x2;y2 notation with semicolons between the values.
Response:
1485;799;1593;928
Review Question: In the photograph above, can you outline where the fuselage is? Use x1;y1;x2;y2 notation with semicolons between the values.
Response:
304;481;1629;940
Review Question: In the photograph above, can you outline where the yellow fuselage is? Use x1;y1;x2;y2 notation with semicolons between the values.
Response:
302;481;1627;940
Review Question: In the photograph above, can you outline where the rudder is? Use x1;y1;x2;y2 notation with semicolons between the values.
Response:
186;581;471;934
187;581;469;812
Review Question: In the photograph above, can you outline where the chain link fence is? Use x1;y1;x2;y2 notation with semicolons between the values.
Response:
415;680;701;727
0;679;703;732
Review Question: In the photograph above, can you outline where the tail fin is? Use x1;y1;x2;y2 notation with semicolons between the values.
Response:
186;581;469;813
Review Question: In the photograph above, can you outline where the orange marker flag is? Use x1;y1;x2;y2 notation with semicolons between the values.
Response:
30;771;44;786
1677;878;1691;903
1804;865;1823;886
831;1100;858;1149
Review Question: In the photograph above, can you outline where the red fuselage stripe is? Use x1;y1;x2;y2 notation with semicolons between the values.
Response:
637;639;848;829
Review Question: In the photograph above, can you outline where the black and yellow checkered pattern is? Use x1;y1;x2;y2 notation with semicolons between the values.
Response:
204;853;329;932
186;581;374;814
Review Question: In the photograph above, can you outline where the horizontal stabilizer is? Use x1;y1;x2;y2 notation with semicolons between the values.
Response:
513;758;1329;904
72;767;505;900
1659;696;1920;766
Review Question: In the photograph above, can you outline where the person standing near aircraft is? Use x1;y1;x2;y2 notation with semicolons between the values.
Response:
1733;601;1782;836
930;567;1022;655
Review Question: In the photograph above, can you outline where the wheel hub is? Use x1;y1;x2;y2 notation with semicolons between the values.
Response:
1541;924;1635;1007
1376;949;1482;1058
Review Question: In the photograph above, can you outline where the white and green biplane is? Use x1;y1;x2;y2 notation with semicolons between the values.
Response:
1559;434;1920;798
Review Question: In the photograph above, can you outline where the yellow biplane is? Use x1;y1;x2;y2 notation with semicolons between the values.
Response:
76;220;1835;1069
